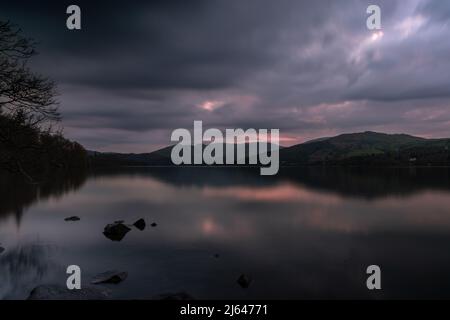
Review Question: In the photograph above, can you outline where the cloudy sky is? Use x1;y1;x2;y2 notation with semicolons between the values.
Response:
1;0;450;152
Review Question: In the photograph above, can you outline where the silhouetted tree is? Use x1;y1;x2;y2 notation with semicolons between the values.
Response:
0;21;59;124
0;21;86;181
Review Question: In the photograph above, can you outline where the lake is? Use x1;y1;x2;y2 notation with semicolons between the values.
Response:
1;167;450;299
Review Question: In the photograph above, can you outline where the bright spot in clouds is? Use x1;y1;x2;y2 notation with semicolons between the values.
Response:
371;31;384;41
198;100;225;111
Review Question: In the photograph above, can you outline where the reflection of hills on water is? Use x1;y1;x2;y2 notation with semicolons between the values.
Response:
92;166;450;200
2;167;450;224
90;166;276;188
0;170;88;224
280;167;450;200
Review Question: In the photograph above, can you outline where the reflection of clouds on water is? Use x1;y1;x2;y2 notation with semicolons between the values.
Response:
2;167;450;299
0;244;57;299
201;183;342;203
200;216;254;238
68;169;450;242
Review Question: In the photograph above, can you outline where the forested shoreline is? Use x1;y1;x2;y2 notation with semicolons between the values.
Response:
0;21;87;181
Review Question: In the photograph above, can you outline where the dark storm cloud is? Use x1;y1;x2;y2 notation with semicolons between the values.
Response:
1;0;450;151
2;0;305;90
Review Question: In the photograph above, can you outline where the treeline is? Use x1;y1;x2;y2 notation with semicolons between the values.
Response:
0;21;87;180
0;112;87;179
315;148;450;166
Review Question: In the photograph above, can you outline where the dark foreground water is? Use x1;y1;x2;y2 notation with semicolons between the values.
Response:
1;167;450;299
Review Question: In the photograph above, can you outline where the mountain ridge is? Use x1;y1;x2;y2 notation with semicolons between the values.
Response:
89;131;450;167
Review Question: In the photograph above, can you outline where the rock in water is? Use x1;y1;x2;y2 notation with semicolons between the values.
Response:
237;274;252;288
133;218;146;231
103;222;131;241
27;285;110;300
151;222;157;227
91;270;128;284
0;247;5;254
64;216;80;221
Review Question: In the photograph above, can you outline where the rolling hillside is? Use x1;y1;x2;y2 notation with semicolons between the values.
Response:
280;131;450;165
89;132;450;167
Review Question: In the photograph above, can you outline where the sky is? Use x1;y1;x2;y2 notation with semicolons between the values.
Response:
1;0;450;152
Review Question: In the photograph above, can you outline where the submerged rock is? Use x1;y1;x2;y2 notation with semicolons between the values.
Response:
114;220;125;224
103;222;131;241
64;216;80;221
91;270;128;284
0;246;4;254
150;222;157;227
27;285;110;300
213;253;220;258
133;218;146;231
153;292;194;300
237;274;252;288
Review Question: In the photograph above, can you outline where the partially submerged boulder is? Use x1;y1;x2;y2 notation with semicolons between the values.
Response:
150;222;157;227
27;285;110;300
64;216;80;221
133;218;146;231
103;222;131;241
0;246;5;254
237;274;252;288
91;270;128;284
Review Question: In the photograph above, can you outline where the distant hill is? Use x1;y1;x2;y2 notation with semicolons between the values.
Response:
280;131;450;166
89;143;282;167
89;132;450;167
88;145;173;167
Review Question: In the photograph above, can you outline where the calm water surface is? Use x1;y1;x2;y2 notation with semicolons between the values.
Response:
1;167;450;299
